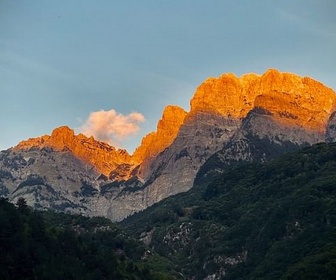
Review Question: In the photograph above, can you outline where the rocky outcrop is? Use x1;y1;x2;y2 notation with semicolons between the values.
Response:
190;72;260;117
2;69;336;221
132;105;187;163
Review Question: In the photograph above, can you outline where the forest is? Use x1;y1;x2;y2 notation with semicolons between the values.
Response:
2;142;336;279
0;197;174;280
122;142;336;279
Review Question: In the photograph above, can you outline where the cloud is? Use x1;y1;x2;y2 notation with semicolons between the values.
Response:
80;109;145;147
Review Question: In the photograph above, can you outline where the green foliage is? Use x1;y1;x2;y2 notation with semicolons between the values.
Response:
121;142;336;279
16;197;28;209
0;198;175;279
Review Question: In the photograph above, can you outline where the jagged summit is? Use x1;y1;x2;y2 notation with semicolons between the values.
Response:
132;105;187;162
13;104;188;176
190;68;336;131
13;69;336;174
13;69;336;176
15;126;132;175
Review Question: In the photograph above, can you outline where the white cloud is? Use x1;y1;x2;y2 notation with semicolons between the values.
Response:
79;109;145;147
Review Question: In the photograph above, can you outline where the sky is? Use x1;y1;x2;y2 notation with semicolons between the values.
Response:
1;0;336;153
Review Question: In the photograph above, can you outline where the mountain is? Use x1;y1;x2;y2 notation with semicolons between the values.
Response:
121;142;336;279
1;69;336;221
14;125;133;176
138;69;336;205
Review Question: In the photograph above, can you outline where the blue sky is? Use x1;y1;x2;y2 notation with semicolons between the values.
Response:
1;0;336;153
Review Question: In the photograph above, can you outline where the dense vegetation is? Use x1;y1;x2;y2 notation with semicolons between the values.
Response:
2;142;336;279
121;142;336;279
0;198;174;280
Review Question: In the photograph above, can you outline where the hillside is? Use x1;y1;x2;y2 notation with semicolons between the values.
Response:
121;142;336;279
2;142;336;279
0;198;175;280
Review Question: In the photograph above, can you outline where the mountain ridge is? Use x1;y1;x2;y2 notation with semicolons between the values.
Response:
2;68;336;221
13;69;336;160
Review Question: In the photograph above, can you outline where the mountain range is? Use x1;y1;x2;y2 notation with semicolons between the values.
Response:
1;68;336;221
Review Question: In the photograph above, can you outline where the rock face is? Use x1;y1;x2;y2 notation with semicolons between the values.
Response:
133;105;188;163
191;69;336;130
195;109;324;186
1;69;336;221
15;126;132;176
0;147;100;213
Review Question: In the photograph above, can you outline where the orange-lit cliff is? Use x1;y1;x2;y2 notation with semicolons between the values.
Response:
132;105;187;162
14;69;336;178
190;69;336;131
14;126;132;175
14;106;188;176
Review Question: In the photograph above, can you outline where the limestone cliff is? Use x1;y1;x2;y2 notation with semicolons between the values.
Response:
190;69;336;131
190;72;260;117
132;105;187;162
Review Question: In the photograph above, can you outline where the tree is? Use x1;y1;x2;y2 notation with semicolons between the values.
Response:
16;197;27;209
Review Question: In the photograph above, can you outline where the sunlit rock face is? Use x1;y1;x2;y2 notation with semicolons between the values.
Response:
14;126;132;176
190;72;260;118
191;69;336;131
253;70;336;131
132;105;188;163
2;69;336;221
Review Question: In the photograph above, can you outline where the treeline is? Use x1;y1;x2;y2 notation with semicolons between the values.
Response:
0;198;174;280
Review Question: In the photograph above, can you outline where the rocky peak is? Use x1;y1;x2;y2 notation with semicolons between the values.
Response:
12;69;336;183
190;72;260;118
190;69;336;132
132;105;187;162
13;103;188;179
49;126;75;149
254;69;336;131
14;126;132;175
